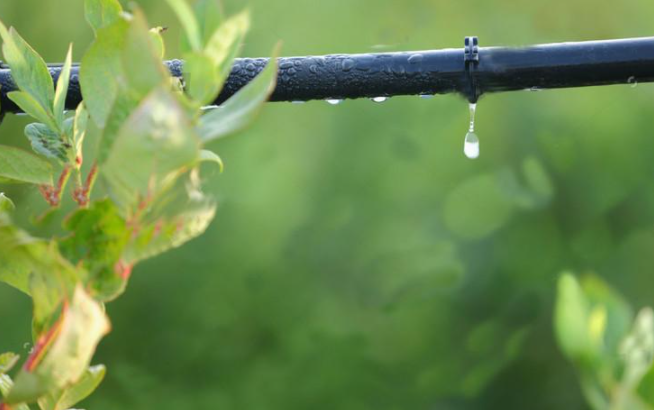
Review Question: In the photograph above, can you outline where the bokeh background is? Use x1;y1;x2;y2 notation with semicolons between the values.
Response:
1;0;653;409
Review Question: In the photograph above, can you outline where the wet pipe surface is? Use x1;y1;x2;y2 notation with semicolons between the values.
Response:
0;36;653;114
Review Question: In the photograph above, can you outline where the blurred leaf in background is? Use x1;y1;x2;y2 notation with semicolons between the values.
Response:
554;273;654;409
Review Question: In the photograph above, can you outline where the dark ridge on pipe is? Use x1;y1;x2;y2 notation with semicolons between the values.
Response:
0;36;653;115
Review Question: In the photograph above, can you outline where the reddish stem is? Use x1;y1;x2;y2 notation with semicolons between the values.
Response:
73;163;99;207
39;165;72;207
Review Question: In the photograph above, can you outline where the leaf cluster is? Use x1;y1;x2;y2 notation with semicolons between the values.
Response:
0;0;278;408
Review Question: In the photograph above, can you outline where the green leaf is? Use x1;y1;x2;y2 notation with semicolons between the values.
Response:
84;0;123;34
123;172;217;264
0;215;39;294
555;273;592;361
8;92;58;132
72;104;89;166
198;45;279;142
96;92;140;164
180;0;224;54
59;365;107;410
0;193;15;213
37;365;106;410
53;45;73;128
38;287;110;387
195;0;224;45
204;10;249;80
183;52;221;106
0;21;54;115
166;0;202;52
102;87;200;213
620;308;654;389
83;11;168;145
199;149;224;173
60;200;130;302
121;10;169;98
7;287;110;405
79;18;129;128
0;145;53;185
24;123;69;163
581;275;633;355
149;27;166;60
0;374;30;410
0;213;80;309
0;374;13;397
182;10;249;107
0;353;19;375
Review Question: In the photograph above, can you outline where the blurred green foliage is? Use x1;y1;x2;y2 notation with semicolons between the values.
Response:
0;0;653;408
555;273;654;409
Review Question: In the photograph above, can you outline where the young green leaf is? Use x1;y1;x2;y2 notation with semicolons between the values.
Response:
37;365;106;410
8;92;58;132
0;193;15;213
96;92;140;164
53;45;73;128
179;0;224;54
0;145;53;185
0;21;54;115
72;104;89;166
60;199;130;302
39;287;110;386
149;27;166;60
24;123;69;163
0;216;36;295
102;87;200;213
204;10;249;80
0;374;11;396
0;374;30;410
166;0;202;52
123;173;216;263
0;213;80;300
58;365;106;410
199;149;224;173
7;287;110;405
183;52;221;106
195;0;224;45
181;10;249;107
198;45;279;142
79;18;129;127
0;353;19;375
121;9;169;97
84;0;123;34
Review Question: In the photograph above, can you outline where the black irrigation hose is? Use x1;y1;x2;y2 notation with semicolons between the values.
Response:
0;36;653;115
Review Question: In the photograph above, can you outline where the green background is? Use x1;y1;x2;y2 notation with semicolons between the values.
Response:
1;0;653;408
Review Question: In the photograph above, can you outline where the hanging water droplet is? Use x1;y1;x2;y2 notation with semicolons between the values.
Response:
326;99;343;105
628;76;638;88
463;103;479;159
464;132;480;159
372;96;388;103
